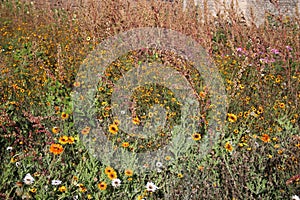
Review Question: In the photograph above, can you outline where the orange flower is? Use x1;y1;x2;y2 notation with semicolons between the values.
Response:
122;142;130;148
261;134;270;143
50;144;64;155
81;126;91;135
73;82;81;87
199;91;206;98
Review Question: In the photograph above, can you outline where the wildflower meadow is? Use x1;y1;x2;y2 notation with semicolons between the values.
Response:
0;0;299;199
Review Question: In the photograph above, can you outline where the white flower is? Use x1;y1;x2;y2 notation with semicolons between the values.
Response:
112;178;121;188
156;162;163;168
292;195;300;200
6;146;13;151
51;179;62;186
23;173;34;185
146;182;159;192
15;162;21;167
156;168;162;173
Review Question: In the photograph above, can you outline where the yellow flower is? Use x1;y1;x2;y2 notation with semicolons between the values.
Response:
59;186;67;192
199;91;206;98
61;112;69;120
105;166;115;175
279;103;285;109
52;126;60;134
11;157;17;163
29;188;37;193
257;106;264;114
108;124;118;135
122;142;130;148
107;171;118;180
165;156;171;161
59;136;69;145
274;144;280;149
268;154;273;159
113;119;120;126
198;165;204;171
73;82;81;87
87;194;92;199
68;136;75;144
98;182;107;190
227;113;237;123
177;173;184;178
192;133;201;141
224;142;233;152
125;169;133;176
132;117;140;125
78;184;87;192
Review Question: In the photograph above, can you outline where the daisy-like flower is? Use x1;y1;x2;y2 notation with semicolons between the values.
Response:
6;146;13;151
59;186;67;192
122;142;129;148
105;166;115;175
108;124;118;135
107;171;118;180
68;136;75;144
73;82;81;87
292;195;300;200
177;173;184;178
23;173;35;185
224;141;233;152
227;113;237;123
97;181;107;190
132;117;140;125
52;127;60;134
81;126;91;135
52;179;62;186
156;162;163;168
192;133;201;141
49;143;64;155
59;136;69;145
29;188;37;193
124;169;133;177
15;162;21;168
261;134;270;143
111;178;121;188
145;182;159;192
77;183;87;192
61;112;69;120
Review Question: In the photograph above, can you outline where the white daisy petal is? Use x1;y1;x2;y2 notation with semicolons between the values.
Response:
23;173;35;185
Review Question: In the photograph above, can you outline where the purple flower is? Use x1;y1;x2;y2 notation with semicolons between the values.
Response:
286;46;292;51
236;47;243;52
270;48;279;54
